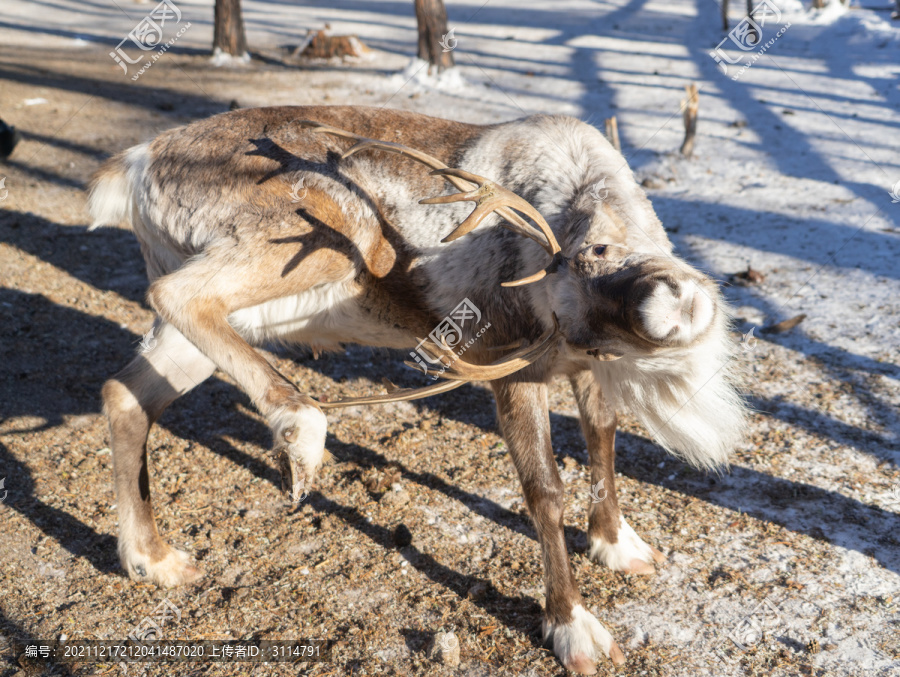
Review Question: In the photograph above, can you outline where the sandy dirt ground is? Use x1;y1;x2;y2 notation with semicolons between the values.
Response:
1;1;899;676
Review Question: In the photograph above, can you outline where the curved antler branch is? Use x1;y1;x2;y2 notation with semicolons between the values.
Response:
316;378;466;410
296;120;562;278
421;167;564;287
313;317;562;409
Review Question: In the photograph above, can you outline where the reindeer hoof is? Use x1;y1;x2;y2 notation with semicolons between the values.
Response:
270;406;327;504
624;558;656;576
122;546;203;588
273;444;310;503
545;604;623;673
589;516;666;575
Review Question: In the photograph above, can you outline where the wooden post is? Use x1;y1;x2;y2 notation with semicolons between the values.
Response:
214;0;248;58
414;0;455;72
680;84;699;157
604;117;621;152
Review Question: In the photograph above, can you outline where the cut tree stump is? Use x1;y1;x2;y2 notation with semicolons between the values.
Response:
296;29;370;60
680;83;700;157
605;117;621;152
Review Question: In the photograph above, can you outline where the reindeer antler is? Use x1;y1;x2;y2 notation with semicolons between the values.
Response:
297;120;563;287
314;317;562;409
296;120;564;407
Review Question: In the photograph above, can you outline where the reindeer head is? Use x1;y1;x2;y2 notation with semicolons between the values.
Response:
557;243;722;360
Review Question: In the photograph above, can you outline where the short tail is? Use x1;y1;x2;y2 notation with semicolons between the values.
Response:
87;144;148;230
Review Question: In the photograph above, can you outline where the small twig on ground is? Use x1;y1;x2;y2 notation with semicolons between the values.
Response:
762;314;807;335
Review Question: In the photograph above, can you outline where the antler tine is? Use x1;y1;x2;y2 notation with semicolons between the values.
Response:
316;379;466;410
314;316;562;410
422;168;565;288
404;315;561;381
297;120;553;250
425;168;561;256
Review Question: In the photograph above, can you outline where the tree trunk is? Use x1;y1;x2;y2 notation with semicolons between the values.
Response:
746;0;760;46
414;0;455;72
214;0;248;57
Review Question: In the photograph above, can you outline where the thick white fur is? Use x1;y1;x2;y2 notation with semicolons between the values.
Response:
591;301;745;469
544;604;616;666
88;144;149;230
639;279;715;345
228;274;410;350
589;516;657;571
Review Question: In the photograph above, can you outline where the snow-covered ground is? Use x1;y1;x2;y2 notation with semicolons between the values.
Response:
1;0;898;674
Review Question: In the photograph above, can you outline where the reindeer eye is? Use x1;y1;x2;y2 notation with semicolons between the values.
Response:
593;245;607;257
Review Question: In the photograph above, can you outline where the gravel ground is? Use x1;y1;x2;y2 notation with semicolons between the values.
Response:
1;19;899;677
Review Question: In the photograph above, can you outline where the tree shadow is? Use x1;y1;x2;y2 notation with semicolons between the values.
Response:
0;211;148;306
0;606;75;676
593;428;900;577
305;490;545;645
0;60;224;120
0;436;118;576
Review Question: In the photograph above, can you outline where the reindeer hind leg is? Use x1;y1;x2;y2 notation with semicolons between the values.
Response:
102;320;217;587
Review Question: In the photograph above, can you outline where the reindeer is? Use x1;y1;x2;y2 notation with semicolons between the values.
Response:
89;106;746;673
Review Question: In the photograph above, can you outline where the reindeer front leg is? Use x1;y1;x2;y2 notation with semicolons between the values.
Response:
147;252;332;502
570;371;665;575
493;377;625;673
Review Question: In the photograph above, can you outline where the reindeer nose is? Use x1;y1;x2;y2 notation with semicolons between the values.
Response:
638;279;715;345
